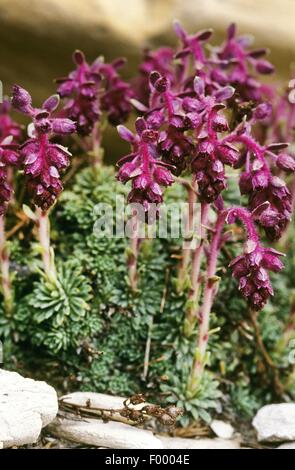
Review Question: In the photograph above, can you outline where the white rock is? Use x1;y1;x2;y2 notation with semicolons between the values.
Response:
210;419;234;439
253;403;295;442
61;392;127;409
159;436;240;449
0;369;58;448
48;417;163;449
276;442;295;449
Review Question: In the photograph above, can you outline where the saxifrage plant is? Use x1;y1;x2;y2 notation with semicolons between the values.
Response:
0;20;294;427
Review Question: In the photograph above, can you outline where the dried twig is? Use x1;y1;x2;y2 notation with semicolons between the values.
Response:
58;393;183;428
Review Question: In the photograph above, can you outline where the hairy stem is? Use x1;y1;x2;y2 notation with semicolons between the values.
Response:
0;216;13;316
184;202;209;337
128;212;139;292
177;183;197;293
187;211;226;395
92;122;103;166
142;316;153;381
36;208;57;283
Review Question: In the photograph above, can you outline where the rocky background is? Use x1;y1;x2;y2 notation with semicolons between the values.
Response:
0;0;294;96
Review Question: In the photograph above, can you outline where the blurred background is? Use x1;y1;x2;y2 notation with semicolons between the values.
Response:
1;0;295;97
0;0;294;159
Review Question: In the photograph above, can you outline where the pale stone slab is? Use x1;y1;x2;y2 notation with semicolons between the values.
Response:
0;369;58;448
253;403;295;442
48;417;164;449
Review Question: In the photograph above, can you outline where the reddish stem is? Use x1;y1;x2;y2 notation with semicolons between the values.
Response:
0;215;13;315
187;210;226;394
92;122;103;166
184;202;209;337
36;208;57;283
223;133;271;175
128;211;139;292
177;183;197;293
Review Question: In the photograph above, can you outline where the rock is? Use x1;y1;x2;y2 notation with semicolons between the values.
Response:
0;0;292;119
61;392;127;410
159;436;240;449
48;417;163;449
0;369;58;448
277;442;295;449
253;403;295;442
210;419;234;439
0;0;176;102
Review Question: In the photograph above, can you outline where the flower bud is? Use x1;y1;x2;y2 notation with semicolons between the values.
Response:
153;166;174;186
52;118;76;135
211;114;229;132
255;59;274;74
11;85;33;115
276;153;295;172
253;103;272;120
252;169;269;190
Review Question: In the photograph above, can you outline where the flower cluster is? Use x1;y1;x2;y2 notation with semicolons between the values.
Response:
227;207;284;310
0;99;22;141
117;117;174;213
233;138;293;240
210;23;274;102
56;50;101;136
1;20;291;314
240;167;292;240
229;241;284;310
95;58;134;126
136;47;175;104
0;136;19;215
115;21;294;310
146;71;200;175
56;51;132;135
0;99;22;215
119;22;278;209
189;78;238;201
12;85;76;210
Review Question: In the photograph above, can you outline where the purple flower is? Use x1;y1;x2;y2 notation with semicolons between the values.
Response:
117;118;174;214
173;21;212;70
57;51;132;134
135;47;175;104
189;77;237;201
211;23;274;101
250;176;292;240
0;136;20;215
229;241;284;310
93;58;134;126
21;140;71;210
56;50;101;135
192;139;227;202
11;85;75;210
276;153;295;172
227;207;284;310
158;126;194;176
11;85;34;115
239;161;292;240
253;102;272;121
140;71;202;175
0;99;22;141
